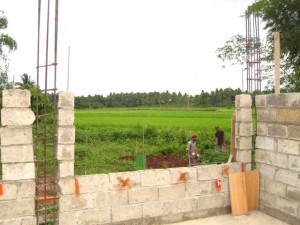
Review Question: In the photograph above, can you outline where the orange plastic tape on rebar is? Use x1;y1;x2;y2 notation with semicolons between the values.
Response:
35;196;60;201
75;178;80;197
0;183;3;196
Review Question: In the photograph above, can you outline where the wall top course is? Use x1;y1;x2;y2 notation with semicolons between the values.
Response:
266;93;300;108
235;94;252;108
58;92;74;108
255;95;267;107
2;89;31;108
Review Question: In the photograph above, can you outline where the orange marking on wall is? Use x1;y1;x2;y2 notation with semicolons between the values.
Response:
0;183;3;197
241;163;245;172
222;166;229;177
176;171;188;184
117;177;131;190
75;178;80;197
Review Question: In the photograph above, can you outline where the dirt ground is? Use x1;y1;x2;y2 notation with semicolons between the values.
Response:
146;155;189;169
119;155;189;169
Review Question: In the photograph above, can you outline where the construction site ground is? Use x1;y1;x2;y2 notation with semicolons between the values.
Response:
166;211;289;225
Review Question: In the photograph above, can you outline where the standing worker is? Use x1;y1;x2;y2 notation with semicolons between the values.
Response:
215;125;226;152
187;134;199;166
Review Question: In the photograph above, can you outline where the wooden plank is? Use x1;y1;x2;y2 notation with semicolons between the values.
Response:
229;172;248;216
230;113;236;162
245;170;259;210
274;32;281;94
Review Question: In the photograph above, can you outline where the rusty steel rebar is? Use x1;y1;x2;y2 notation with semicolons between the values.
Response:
35;0;59;224
245;7;261;93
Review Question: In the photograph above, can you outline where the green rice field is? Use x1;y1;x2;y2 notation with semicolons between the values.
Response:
74;107;236;174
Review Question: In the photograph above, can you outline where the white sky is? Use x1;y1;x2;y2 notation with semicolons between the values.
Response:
1;0;259;97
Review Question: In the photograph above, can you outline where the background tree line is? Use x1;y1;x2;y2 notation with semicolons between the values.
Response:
74;88;247;109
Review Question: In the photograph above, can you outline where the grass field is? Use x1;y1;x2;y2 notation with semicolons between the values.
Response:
74;107;236;174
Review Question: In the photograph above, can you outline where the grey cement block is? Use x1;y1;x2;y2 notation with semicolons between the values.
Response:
264;179;287;197
1;108;35;126
186;181;211;196
1;127;32;146
255;95;267;107
276;195;298;217
287;186;300;202
263;151;288;169
1;145;33;163
57;126;75;144
141;169;171;187
289;155;300;172
197;164;224;181
256;108;277;122
236;122;253;136
236;108;252;122
58;177;75;195
278;138;300;155
106;190;128;206
128;187;158;204
18;181;36;199
266;94;289;108
58;108;74;126
0;200;34;220
77;174;109;193
0;183;17;200
58;92;74;108
288;125;300;140
267;124;287;138
2;163;35;181
170;198;198;214
143;201;171;218
275;169;300;188
257;122;267;135
256;163;277;180
256;136;276;151
56;144;74;160
2;89;30;108
59;193;97;212
158;184;185;201
197;194;225;210
236;150;252;163
235;94;252;108
59;212;79;225
79;209;111;224
111;204;142;223
236;136;252;150
260;190;276;207
58;160;74;178
277;109;300;125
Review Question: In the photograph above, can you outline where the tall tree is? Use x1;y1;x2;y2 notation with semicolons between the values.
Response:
217;0;300;92
0;10;17;89
251;0;300;92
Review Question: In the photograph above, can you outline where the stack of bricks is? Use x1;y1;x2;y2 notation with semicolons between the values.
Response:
255;93;300;225
0;89;36;224
235;94;253;171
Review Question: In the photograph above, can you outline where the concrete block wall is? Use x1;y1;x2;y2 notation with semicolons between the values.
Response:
255;93;300;225
0;89;36;225
58;163;242;225
235;94;253;171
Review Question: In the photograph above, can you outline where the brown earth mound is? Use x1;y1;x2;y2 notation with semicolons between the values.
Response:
119;155;189;169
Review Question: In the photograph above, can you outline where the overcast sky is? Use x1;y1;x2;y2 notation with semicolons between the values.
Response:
1;0;260;97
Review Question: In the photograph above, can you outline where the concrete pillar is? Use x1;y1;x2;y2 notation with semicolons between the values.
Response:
57;92;75;178
0;89;36;224
235;94;253;170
